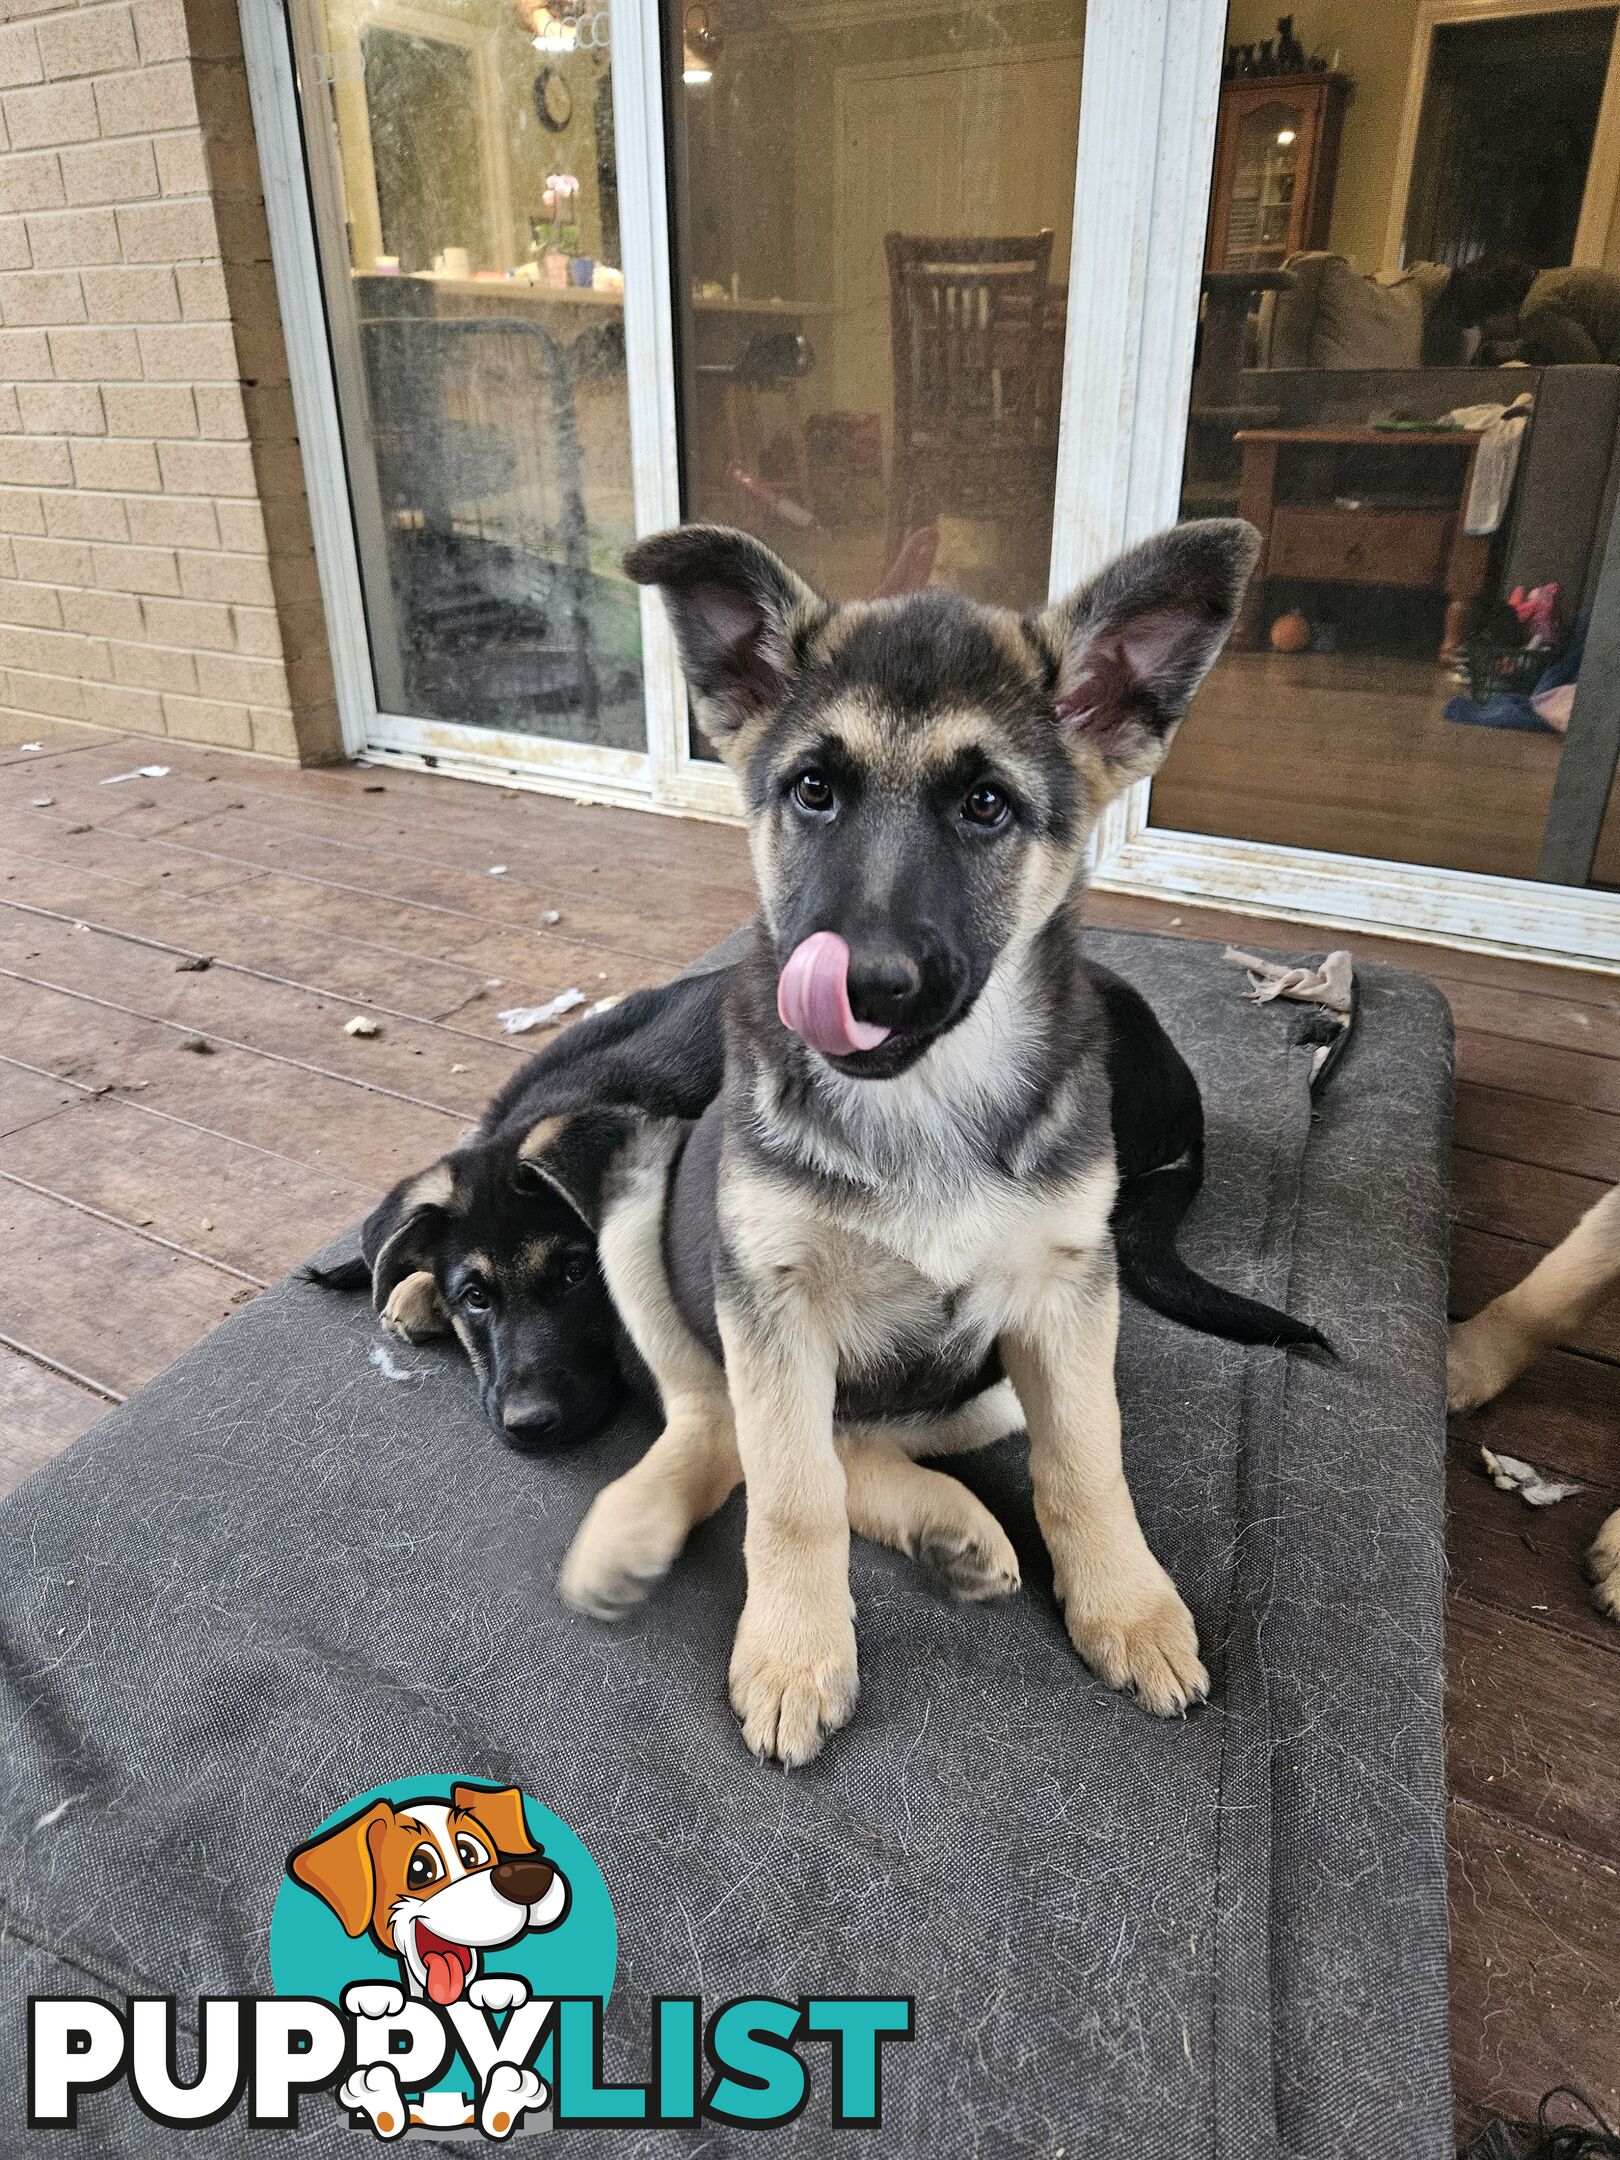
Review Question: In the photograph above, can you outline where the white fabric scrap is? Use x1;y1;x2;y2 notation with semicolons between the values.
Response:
369;1341;420;1384
1224;946;1353;1013
1480;1447;1582;1507
101;764;170;784
1447;394;1532;536
498;987;585;1034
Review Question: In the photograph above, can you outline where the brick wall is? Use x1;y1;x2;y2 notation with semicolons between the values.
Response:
0;0;339;760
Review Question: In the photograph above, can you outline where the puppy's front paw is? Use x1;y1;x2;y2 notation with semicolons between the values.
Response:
914;1521;1021;1601
1061;1567;1208;1716
558;1476;683;1620
342;1981;406;2020
729;1600;859;1767
1446;1307;1533;1413
468;1974;530;2012
340;2064;408;2140
481;2063;546;2139
1587;1508;1620;1622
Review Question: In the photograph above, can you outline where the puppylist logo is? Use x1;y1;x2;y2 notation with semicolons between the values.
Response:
28;1776;912;2140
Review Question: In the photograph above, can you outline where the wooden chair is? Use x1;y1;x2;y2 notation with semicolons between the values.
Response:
884;230;1056;559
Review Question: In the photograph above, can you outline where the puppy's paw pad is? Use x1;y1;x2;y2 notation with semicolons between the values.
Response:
730;1630;859;1767
915;1525;1020;1601
481;2064;546;2140
340;2065;408;2140
1067;1591;1208;1717
468;1974;530;2012
342;1981;406;2020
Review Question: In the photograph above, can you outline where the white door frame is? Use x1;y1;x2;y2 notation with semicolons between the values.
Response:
248;0;1620;965
1381;0;1620;273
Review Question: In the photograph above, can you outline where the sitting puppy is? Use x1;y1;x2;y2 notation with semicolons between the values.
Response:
556;517;1315;1764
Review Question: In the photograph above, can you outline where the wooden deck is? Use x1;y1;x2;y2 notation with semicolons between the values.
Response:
1;726;1616;2144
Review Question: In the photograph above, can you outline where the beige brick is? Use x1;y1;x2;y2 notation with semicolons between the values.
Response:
60;584;141;638
249;705;300;759
126;493;215;548
284;651;334;708
153;132;206;198
162;690;250;747
0;621;97;674
17;380;103;433
131;0;187;66
0;484;45;534
0;265;83;324
104;382;193;438
24;204;117;267
110;636;194;693
59;135;156;208
0;24;41;90
0;539;13;580
90;678;162;729
213;498;265;554
36;8;138;81
71;438;160;493
0;148;61;214
92;541;178;595
117;195;216;266
7;666;87;720
82;264;180;323
265;598;326;662
49;325;141;380
3;79;99;151
95;59;196;140
174;260;227;320
43;490;127;542
5;436;70;486
0;213;27;269
240;383;296;449
0;578;60;627
139;320;239;383
141;592;232;650
231;604;281;658
193;648;285;704
15;533;94;582
177;548;273;607
0;327;49;380
0;383;16;429
192;381;246;440
158;439;253;497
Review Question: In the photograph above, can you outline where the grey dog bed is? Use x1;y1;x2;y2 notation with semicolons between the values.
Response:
0;929;1454;2158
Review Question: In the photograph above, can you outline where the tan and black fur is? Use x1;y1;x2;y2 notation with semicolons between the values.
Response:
558;516;1312;1765
1448;1183;1620;1614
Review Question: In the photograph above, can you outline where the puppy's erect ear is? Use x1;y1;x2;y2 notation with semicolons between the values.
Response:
623;525;831;758
362;1161;454;1330
1036;519;1260;791
452;1783;537;1859
286;1800;392;1938
516;1106;639;1232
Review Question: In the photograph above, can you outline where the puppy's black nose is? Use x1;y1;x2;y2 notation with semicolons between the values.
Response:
846;947;923;1026
501;1395;562;1445
491;1857;553;1906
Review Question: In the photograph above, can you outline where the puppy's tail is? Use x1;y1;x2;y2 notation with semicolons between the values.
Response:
298;1254;371;1294
1112;1151;1332;1355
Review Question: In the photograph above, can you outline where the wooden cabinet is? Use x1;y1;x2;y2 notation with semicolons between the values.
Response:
1205;73;1350;275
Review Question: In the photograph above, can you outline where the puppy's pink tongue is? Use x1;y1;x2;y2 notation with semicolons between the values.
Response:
777;931;891;1057
424;1952;463;2006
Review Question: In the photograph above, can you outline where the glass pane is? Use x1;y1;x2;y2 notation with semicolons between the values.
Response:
663;0;1082;757
1165;8;1620;889
1223;99;1300;271
305;0;643;749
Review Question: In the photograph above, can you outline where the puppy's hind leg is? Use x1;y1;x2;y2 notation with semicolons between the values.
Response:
560;1125;740;1620
1449;1185;1620;1411
838;1387;1026;1599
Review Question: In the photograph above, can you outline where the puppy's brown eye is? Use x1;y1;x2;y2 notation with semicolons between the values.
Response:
407;1844;443;1889
792;771;834;815
458;1281;492;1314
560;1253;593;1287
962;783;1009;828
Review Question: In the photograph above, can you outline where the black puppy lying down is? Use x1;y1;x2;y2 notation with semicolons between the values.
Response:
312;943;1320;1446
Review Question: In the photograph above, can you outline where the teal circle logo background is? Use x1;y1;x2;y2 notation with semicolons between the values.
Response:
269;1777;617;2016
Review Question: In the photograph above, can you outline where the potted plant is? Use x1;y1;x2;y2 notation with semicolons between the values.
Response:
530;173;582;287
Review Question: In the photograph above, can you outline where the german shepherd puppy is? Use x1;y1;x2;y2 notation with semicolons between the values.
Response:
557;515;1309;1765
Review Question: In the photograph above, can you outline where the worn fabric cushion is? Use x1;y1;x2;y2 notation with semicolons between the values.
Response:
0;930;1455;2157
1260;252;1430;371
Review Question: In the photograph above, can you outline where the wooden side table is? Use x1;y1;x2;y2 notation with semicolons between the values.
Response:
1232;425;1491;660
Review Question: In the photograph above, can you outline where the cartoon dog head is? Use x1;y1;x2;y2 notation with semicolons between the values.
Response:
625;520;1257;1080
358;1109;636;1450
287;1784;570;2005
